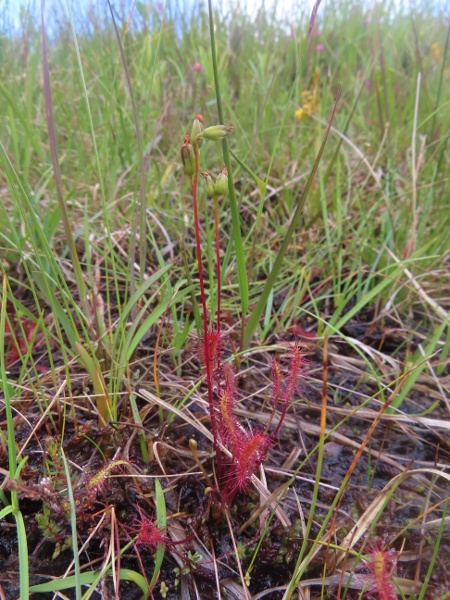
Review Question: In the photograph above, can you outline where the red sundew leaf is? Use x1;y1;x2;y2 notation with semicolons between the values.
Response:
86;459;132;498
218;364;244;453
289;326;317;340
238;432;271;472
271;342;310;437
280;342;309;403
365;539;399;600
4;307;38;365
25;322;37;345
271;359;282;406
223;362;235;395
133;511;168;553
199;325;222;384
222;431;271;505
219;388;243;452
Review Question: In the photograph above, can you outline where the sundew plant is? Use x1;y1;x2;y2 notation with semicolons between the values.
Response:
0;0;449;599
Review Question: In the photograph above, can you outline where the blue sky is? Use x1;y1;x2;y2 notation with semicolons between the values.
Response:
2;0;316;34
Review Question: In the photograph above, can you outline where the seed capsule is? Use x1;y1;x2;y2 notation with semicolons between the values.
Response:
180;135;196;178
199;124;233;142
214;168;228;196
191;113;205;147
201;172;215;198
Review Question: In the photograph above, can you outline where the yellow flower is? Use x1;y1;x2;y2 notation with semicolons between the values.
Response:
431;42;441;62
303;100;313;114
296;69;321;121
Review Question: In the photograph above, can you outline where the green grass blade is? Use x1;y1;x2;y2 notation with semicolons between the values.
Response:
125;285;193;359
106;0;144;303
30;569;148;598
0;505;14;519
129;393;149;463
15;510;29;600
418;498;448;600
0;273;18;482
0;80;44;163
61;449;82;600
76;342;112;426
430;21;450;137
150;478;166;589
208;0;248;315
63;0;122;325
229;149;266;194
242;87;341;349
389;318;449;412
40;1;89;319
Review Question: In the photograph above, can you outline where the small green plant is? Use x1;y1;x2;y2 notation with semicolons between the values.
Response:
173;551;203;587
12;439;74;550
36;505;72;560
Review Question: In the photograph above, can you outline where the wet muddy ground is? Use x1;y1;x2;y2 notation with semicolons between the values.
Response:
1;307;449;599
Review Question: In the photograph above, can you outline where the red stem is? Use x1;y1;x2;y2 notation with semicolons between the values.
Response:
272;399;290;439
191;141;222;480
214;194;221;333
271;375;295;437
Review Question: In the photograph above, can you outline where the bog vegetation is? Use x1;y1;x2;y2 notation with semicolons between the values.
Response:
0;0;449;599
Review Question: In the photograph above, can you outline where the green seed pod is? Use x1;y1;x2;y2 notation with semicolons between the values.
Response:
191;113;205;147
180;135;196;178
201;172;215;198
214;167;228;196
199;124;233;142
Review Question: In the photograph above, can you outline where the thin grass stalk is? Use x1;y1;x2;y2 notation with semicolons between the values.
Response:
242;87;341;349
409;72;421;257
40;0;90;325
145;216;181;371
138;0;168;278
1;274;29;598
153;304;168;427
239;0;324;347
305;74;368;234
0;150;82;428
108;3;172;338
430;21;450;139
106;0;142;320
207;0;248;318
224;509;250;599
61;449;82;600
0;274;17;493
64;0;123;333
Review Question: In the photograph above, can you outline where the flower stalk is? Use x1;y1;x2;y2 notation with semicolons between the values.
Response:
189;134;222;480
